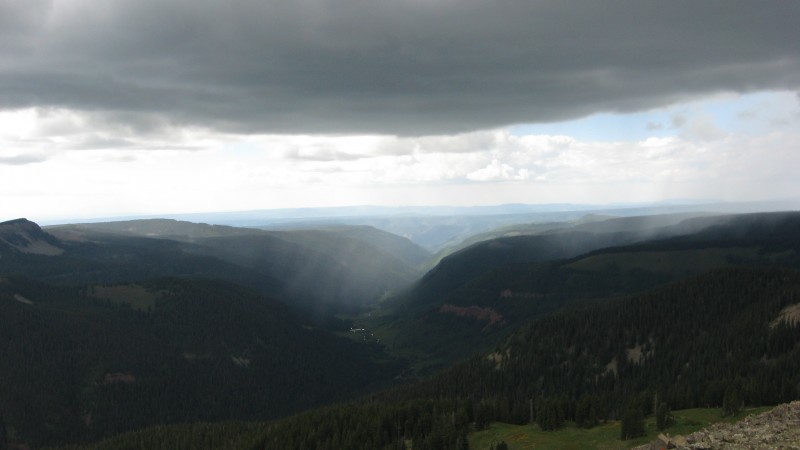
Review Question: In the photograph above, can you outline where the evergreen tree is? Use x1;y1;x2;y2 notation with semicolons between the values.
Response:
0;413;7;450
474;403;491;431
491;441;508;450
455;432;469;450
575;395;598;428
620;406;645;440
656;402;673;431
722;384;742;417
536;398;564;431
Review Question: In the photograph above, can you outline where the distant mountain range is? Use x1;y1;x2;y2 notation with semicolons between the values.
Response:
34;198;800;252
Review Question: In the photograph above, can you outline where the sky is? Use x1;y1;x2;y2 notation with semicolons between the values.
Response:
1;0;799;223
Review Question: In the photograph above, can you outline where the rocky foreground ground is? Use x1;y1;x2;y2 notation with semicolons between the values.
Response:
635;401;800;449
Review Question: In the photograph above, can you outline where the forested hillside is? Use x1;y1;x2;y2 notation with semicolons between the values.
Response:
371;212;800;371
48;219;429;313
0;277;399;447
389;268;800;426
67;268;800;450
433;211;711;260
264;268;800;449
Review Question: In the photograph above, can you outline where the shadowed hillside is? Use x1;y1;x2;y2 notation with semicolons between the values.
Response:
47;219;430;313
386;268;800;426
370;211;800;372
1;220;285;296
67;268;800;450
0;276;400;448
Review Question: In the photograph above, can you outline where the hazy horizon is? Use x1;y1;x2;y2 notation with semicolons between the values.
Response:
2;1;798;222
4;196;797;229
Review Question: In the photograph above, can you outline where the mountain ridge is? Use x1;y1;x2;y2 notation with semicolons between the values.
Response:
0;218;64;256
9;218;432;314
369;210;800;373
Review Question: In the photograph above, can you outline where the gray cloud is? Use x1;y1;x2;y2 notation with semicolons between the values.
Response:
283;147;368;162
0;153;47;165
1;0;798;136
671;115;688;128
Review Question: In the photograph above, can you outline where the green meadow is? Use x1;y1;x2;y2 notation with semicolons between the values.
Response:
469;407;771;450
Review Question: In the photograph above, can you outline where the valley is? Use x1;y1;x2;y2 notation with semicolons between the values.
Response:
1;208;799;449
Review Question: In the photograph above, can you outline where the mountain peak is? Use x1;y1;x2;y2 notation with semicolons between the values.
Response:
0;218;64;256
1;218;36;226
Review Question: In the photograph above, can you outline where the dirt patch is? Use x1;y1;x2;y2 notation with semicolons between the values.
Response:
772;303;800;328
604;357;618;376
439;304;505;328
565;247;761;275
487;352;504;369
13;294;33;305
499;289;543;300
183;352;212;361
90;284;161;312
103;372;137;385
48;228;90;242
231;356;252;368
626;345;643;364
17;239;64;255
1;231;64;255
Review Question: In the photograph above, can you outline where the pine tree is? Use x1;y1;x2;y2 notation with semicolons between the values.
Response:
455;431;469;450
620;406;645;440
0;413;7;450
474;403;491;431
495;441;508;450
656;402;673;431
722;384;742;417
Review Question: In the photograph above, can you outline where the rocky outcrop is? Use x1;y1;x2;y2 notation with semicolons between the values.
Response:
636;401;800;449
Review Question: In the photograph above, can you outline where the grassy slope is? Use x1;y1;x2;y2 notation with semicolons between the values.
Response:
56;406;773;450
469;407;771;450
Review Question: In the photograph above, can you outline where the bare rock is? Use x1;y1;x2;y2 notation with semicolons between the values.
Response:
635;401;800;450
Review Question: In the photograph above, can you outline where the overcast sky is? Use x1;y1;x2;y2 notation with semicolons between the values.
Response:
1;0;799;222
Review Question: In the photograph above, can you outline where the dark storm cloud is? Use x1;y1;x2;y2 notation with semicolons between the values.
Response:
1;0;798;135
